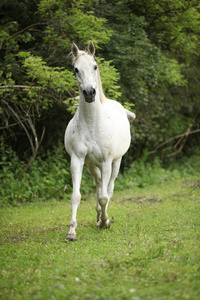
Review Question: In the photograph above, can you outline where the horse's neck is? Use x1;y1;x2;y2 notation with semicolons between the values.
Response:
78;89;102;126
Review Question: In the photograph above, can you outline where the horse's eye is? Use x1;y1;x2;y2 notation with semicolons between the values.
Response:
74;67;79;74
94;65;97;71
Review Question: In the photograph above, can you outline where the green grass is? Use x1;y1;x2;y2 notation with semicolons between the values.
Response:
0;177;200;300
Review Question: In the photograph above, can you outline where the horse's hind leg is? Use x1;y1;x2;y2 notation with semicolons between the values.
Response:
107;158;121;200
89;165;101;222
66;155;84;241
97;161;112;228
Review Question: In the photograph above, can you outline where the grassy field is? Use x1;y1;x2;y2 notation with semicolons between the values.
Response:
0;175;200;299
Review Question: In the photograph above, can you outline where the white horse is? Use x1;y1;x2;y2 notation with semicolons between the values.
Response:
64;41;136;240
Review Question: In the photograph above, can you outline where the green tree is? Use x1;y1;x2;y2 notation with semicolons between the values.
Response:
0;0;120;176
94;0;200;160
1;0;200;176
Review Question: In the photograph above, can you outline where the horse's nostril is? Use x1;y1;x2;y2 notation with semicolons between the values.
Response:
83;88;96;98
83;90;88;97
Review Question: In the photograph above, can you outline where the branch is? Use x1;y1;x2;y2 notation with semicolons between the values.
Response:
148;128;200;157
0;85;41;89
17;127;46;180
2;100;35;154
0;119;28;130
45;184;68;201
6;22;47;42
0;0;8;9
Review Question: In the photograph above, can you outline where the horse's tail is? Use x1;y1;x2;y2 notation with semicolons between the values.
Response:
125;109;136;123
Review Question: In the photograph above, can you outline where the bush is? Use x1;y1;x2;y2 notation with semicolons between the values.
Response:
1;136;199;205
0;138;94;205
115;152;200;191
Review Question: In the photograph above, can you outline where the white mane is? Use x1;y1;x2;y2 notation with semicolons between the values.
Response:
97;68;106;104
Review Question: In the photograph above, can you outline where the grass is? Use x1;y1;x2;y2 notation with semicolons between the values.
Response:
0;176;200;299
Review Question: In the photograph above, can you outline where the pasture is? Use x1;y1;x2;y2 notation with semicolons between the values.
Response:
1;174;200;300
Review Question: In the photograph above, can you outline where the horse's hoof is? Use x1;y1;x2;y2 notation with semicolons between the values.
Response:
96;220;101;229
105;219;111;229
65;233;77;241
97;219;111;229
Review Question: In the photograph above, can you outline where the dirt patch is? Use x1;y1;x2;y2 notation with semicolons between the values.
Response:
117;196;162;204
183;179;200;189
0;225;66;245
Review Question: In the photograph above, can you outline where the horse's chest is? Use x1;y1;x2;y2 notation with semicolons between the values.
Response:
84;132;113;165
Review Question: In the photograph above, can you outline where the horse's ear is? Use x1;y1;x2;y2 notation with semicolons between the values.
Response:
88;41;95;56
72;43;79;58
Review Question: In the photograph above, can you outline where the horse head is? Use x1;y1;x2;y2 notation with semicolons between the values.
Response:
72;41;98;103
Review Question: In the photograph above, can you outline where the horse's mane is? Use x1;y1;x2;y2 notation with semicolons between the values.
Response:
97;68;106;104
72;51;106;104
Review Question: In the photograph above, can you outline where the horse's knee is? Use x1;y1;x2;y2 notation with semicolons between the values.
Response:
96;203;101;213
99;196;108;207
71;193;81;204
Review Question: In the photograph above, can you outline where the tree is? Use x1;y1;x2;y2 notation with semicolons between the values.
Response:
0;0;120;176
94;0;200;160
1;0;200;176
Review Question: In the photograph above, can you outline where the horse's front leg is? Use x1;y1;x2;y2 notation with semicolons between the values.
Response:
97;161;112;229
66;155;84;241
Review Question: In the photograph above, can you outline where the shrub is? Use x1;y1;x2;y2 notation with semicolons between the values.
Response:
0;138;94;205
1;135;199;205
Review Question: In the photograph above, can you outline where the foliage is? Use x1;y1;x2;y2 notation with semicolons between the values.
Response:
1;173;200;299
0;0;200;178
37;0;112;63
0;138;94;205
96;57;122;100
17;51;77;108
0;0;116;164
1;132;199;205
116;152;200;191
130;0;200;57
94;0;200;159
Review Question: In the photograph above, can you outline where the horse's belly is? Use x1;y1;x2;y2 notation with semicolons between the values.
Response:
85;129;130;166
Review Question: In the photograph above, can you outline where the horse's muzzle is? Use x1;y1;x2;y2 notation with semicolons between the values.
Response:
83;87;96;103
